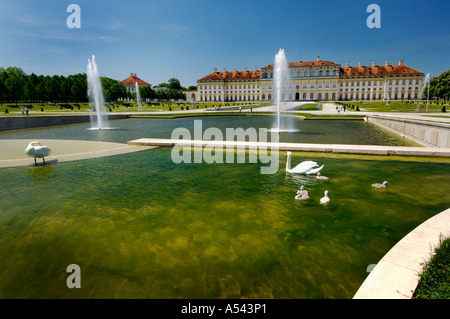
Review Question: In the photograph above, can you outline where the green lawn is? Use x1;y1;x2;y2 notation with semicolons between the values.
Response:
413;235;450;299
338;100;448;112
1;101;267;115
293;103;320;111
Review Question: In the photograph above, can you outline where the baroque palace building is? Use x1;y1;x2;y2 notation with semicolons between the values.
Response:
196;56;424;102
119;73;151;93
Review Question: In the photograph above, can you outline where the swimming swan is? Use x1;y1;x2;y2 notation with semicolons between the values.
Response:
286;151;324;174
320;190;330;205
296;186;308;196
295;186;309;200
295;193;310;201
316;173;329;180
25;141;52;165
372;181;388;188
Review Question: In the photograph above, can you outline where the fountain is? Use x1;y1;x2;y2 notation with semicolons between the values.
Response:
271;49;297;132
382;78;388;102
87;55;109;130
135;82;142;111
421;73;431;112
370;84;373;103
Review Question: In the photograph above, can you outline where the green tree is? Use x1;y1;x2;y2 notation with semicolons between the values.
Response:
140;86;155;100
156;82;170;89
429;70;450;101
107;83;127;103
5;67;26;105
35;75;47;104
60;76;73;104
101;76;123;102
168;78;182;90
0;69;9;105
47;75;61;102
71;74;88;102
126;90;133;101
155;90;167;100
24;73;38;103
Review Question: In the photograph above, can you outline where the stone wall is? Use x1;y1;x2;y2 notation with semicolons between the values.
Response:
367;116;450;148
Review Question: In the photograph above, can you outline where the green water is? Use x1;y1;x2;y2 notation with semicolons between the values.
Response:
0;117;446;298
0;148;449;298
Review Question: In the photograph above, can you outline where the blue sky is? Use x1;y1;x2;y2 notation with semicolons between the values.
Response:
1;0;449;87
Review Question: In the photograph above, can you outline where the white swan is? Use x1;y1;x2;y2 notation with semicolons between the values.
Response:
372;181;388;188
320;190;330;205
295;193;310;201
286;151;324;174
316;173;329;180
295;186;309;200
25;141;52;165
296;186;308;196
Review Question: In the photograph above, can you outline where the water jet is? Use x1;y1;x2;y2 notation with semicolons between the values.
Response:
271;49;298;133
87;55;110;130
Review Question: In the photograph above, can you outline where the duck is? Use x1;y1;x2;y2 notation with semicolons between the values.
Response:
25;141;53;165
372;181;388;188
285;151;324;174
320;190;330;205
316;172;329;180
295;186;309;200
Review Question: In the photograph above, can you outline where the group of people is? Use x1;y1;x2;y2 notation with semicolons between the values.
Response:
21;106;29;116
336;105;348;114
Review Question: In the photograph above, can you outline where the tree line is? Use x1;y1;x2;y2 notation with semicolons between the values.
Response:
429;70;450;101
0;67;187;105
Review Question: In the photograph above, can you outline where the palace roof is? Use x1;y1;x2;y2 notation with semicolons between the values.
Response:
197;60;424;82
340;65;423;77
198;70;262;82
261;60;341;69
119;73;151;86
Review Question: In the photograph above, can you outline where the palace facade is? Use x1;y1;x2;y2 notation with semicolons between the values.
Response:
196;57;425;102
119;73;151;93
